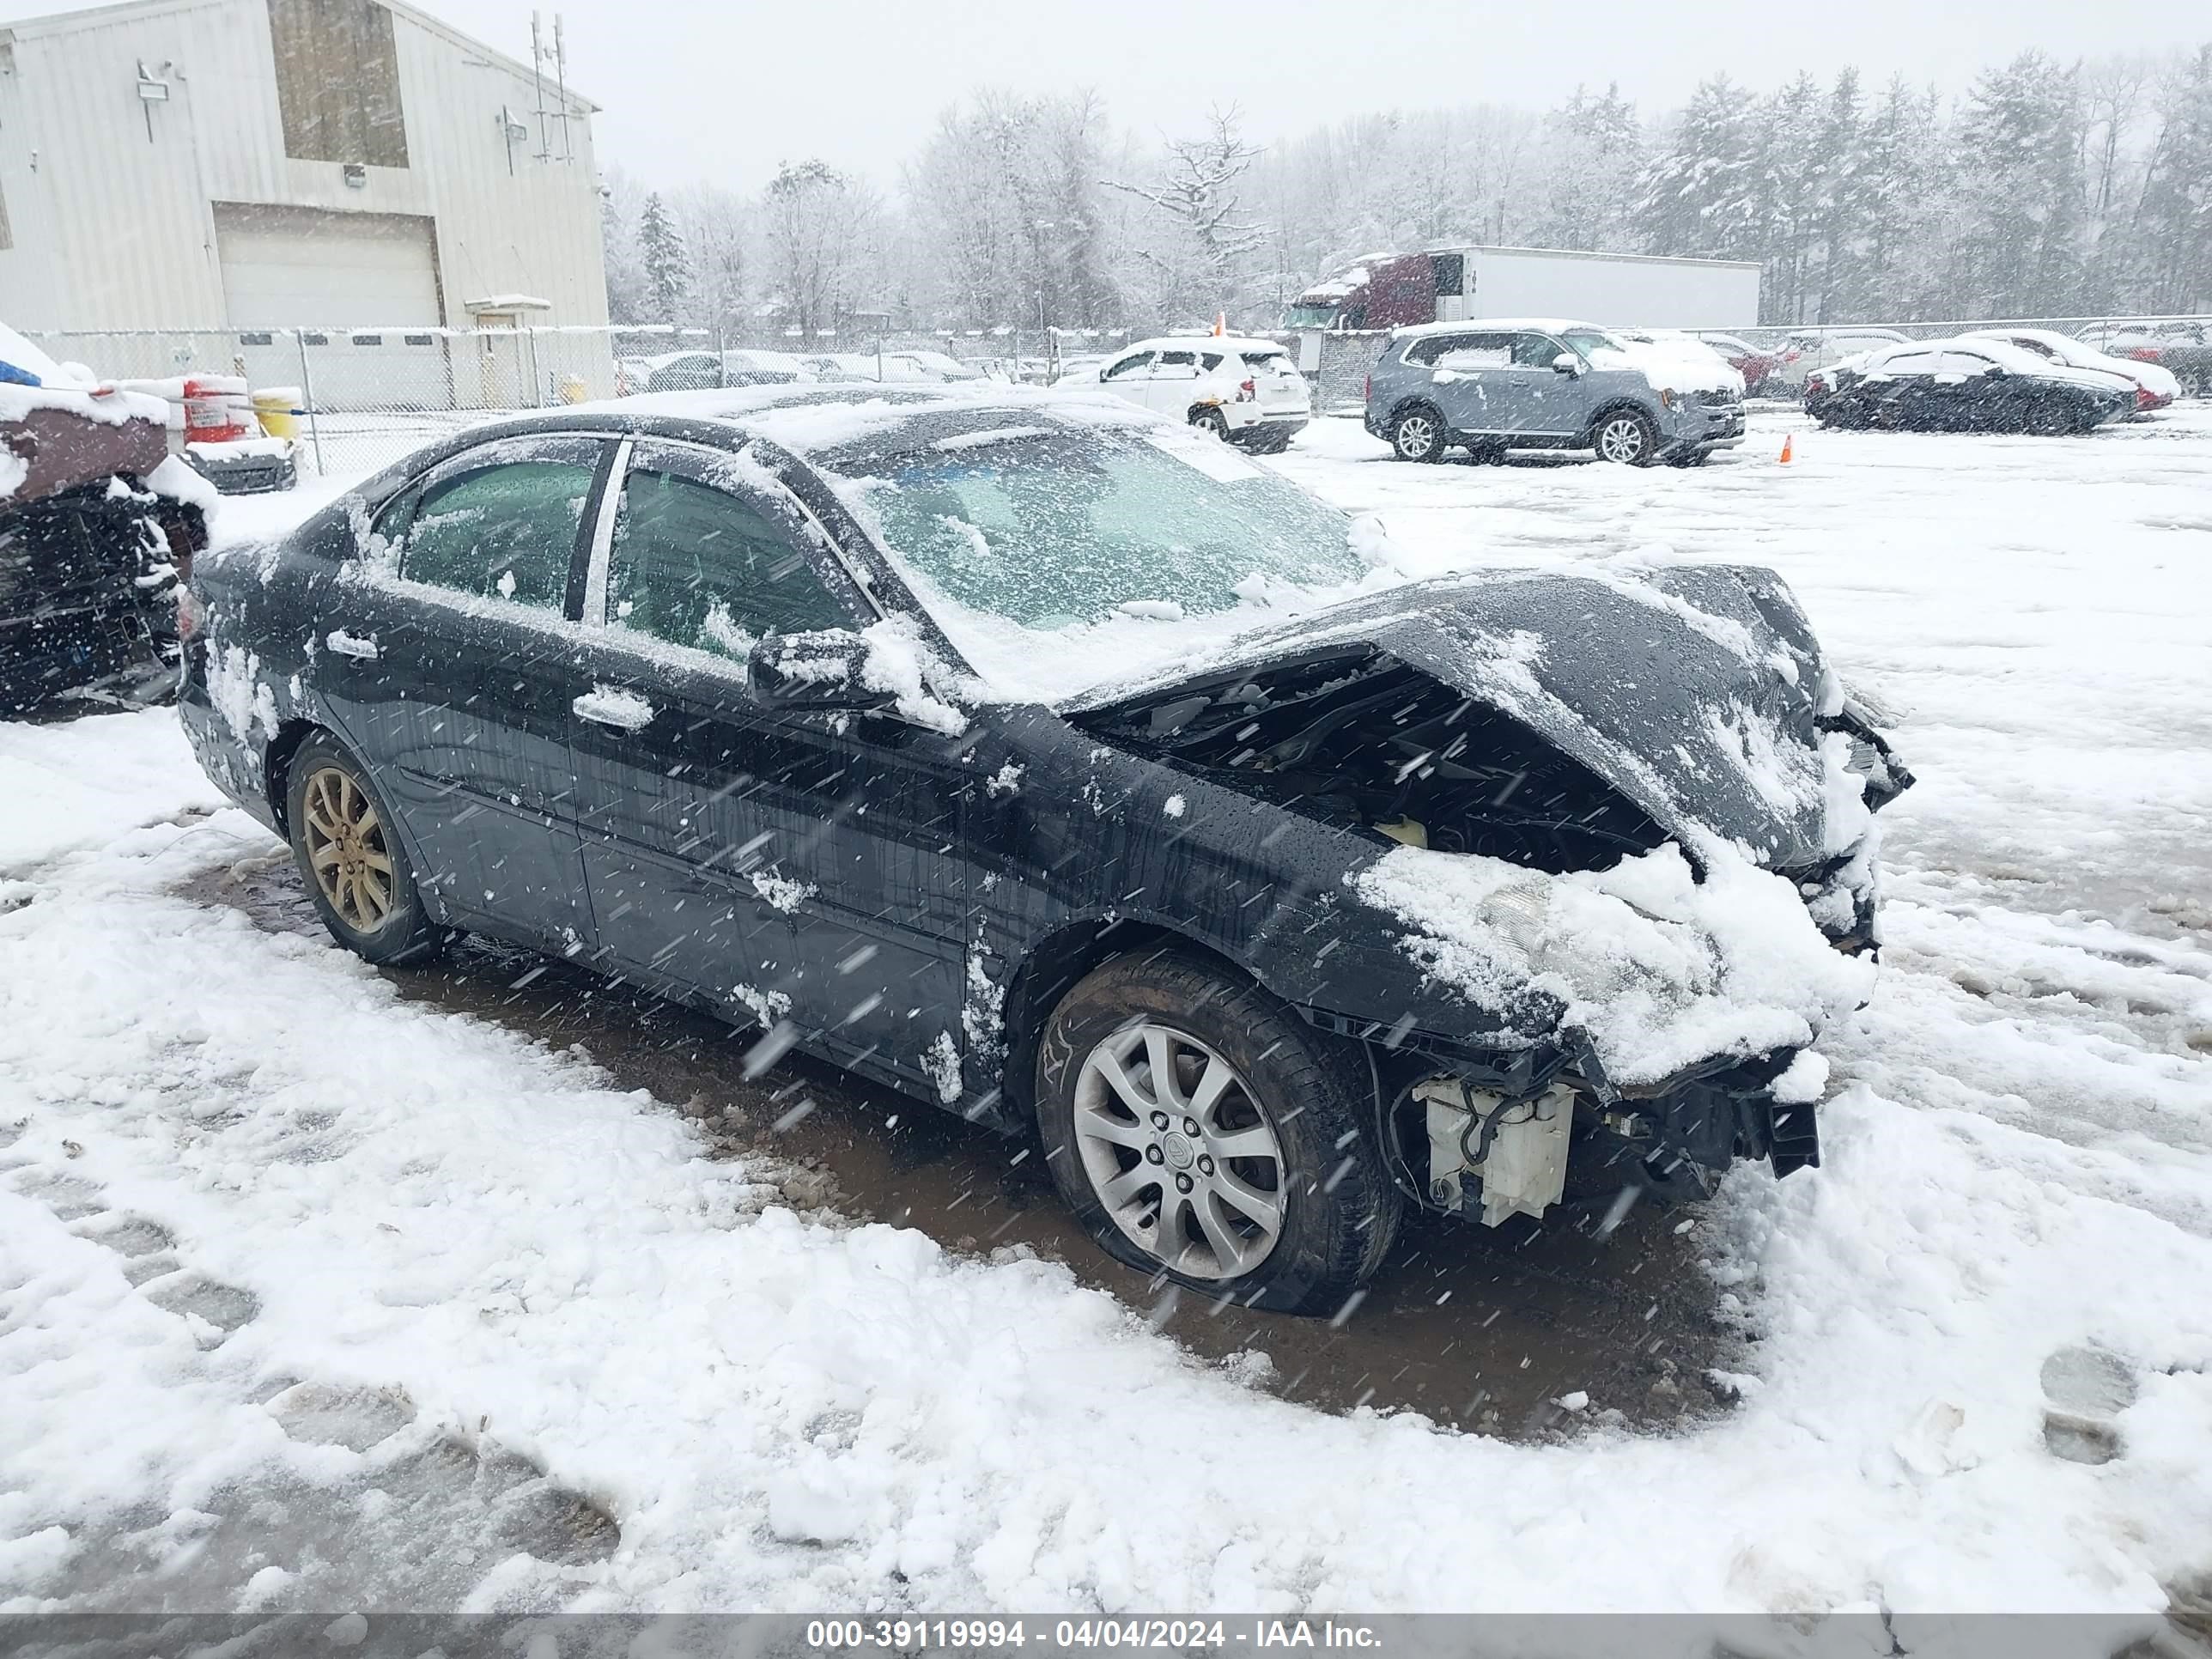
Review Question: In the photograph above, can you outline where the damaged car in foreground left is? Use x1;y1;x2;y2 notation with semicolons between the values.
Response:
179;383;1911;1314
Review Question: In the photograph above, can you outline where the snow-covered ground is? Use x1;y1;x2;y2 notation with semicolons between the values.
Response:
3;409;2209;1627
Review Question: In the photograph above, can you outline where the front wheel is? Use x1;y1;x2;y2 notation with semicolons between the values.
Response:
1035;954;1401;1313
286;731;446;965
1389;405;1448;463
1592;409;1660;465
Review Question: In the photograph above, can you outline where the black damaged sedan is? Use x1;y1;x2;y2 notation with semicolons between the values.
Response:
180;385;1910;1313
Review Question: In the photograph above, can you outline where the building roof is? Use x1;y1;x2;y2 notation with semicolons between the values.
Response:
0;0;599;112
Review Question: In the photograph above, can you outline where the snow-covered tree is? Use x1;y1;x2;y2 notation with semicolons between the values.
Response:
637;191;690;326
2130;44;2212;313
1108;106;1269;326
598;164;651;325
671;185;748;337
760;160;881;341
1532;85;1644;251
1948;52;2091;316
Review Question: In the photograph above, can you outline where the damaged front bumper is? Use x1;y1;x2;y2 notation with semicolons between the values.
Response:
1356;1036;1822;1231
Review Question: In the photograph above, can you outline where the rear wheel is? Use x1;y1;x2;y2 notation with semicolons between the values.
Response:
286;731;445;966
1389;404;1448;463
1190;406;1231;441
1592;409;1659;465
1035;953;1401;1314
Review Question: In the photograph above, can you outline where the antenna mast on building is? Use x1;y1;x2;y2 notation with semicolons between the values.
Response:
527;11;575;165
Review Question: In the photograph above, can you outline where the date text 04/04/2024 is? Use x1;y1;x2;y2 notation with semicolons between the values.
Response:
804;1620;1384;1650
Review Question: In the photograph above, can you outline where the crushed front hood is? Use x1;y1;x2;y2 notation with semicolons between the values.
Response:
1086;566;1844;868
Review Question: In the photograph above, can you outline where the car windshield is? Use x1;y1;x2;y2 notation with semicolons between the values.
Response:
831;425;1360;630
1561;328;1625;356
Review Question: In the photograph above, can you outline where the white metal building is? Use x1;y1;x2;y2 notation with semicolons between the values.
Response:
0;0;610;400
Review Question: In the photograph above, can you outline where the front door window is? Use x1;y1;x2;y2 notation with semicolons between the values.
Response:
605;465;853;659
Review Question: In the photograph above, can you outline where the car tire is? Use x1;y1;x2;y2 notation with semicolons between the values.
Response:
1035;951;1402;1315
285;730;447;967
1190;406;1231;441
1592;408;1660;465
1389;404;1448;463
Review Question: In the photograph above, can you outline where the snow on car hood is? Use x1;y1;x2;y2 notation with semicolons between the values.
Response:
1592;335;1746;398
1081;563;1862;872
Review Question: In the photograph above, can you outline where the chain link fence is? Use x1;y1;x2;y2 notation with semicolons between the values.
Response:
26;313;2206;480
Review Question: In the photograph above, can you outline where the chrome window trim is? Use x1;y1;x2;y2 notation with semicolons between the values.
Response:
579;435;633;626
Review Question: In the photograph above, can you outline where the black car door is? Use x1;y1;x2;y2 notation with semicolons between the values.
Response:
566;438;973;1098
314;433;611;951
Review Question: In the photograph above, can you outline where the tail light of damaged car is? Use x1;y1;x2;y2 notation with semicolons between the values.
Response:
174;387;1910;1315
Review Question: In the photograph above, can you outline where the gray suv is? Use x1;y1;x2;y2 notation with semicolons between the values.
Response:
1364;318;1747;466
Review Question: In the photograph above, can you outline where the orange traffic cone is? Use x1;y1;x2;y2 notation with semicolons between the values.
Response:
1213;312;1227;337
1779;433;1796;464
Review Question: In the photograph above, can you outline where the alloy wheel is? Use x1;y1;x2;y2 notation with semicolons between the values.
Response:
1071;1021;1286;1280
1595;415;1648;463
301;765;396;933
1393;412;1439;460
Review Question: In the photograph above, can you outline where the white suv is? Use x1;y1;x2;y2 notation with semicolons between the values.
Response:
1092;335;1311;452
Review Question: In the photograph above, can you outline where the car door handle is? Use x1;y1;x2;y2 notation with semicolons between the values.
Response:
325;629;379;660
573;684;656;732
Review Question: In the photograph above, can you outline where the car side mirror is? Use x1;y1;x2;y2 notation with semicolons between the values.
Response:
1552;354;1583;376
747;629;896;712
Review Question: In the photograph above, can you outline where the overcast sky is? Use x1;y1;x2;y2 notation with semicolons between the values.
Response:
9;0;2197;189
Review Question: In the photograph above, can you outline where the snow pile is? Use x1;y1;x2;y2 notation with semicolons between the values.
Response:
0;709;224;869
1355;841;1875;1087
0;327;168;434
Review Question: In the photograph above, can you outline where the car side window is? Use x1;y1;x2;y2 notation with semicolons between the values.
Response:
393;455;598;610
1405;333;1476;367
605;466;854;660
1101;352;1154;381
1937;351;1997;375
1511;333;1565;367
1875;351;1942;374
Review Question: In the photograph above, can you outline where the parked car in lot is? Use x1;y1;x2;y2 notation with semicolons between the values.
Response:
3;325;210;714
1961;328;2179;415
1803;338;2133;433
1092;335;1310;452
1696;331;1794;396
179;383;1908;1311
1759;328;1913;395
1366;317;1746;466
2074;321;2210;398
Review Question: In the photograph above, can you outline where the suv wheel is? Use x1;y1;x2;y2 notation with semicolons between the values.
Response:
1190;406;1231;440
1036;953;1402;1314
1389;405;1447;463
286;731;446;966
1593;409;1659;465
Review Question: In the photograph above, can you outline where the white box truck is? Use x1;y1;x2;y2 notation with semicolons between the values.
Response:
1285;246;1763;333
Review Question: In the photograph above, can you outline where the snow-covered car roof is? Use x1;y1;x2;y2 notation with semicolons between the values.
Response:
1960;328;2179;392
1855;337;2135;392
579;380;1162;453
1115;335;1294;356
1390;317;1601;340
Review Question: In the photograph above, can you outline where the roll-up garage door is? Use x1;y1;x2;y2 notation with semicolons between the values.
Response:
215;204;449;410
